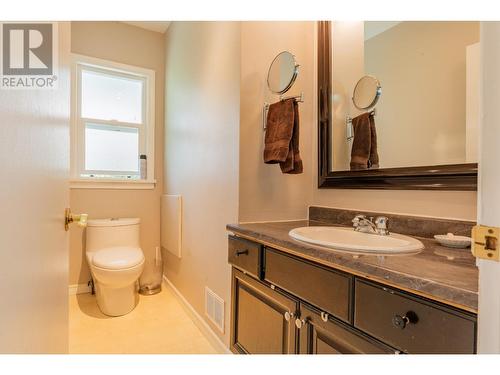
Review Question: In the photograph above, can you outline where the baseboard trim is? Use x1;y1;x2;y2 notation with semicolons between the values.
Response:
163;275;231;354
68;283;91;295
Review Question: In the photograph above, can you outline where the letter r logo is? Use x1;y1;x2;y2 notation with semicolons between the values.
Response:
2;23;53;75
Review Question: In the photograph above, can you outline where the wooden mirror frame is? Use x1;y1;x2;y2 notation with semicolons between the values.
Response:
317;21;478;190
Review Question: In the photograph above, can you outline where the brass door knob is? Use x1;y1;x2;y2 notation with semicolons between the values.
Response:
65;208;88;231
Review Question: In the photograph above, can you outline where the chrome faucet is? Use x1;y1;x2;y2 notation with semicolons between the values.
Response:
352;214;390;236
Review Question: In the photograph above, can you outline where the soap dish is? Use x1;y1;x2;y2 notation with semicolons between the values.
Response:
434;233;472;248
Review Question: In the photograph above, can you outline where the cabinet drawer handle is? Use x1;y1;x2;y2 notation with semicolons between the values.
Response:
392;311;418;330
236;249;249;256
320;311;329;322
295;318;307;329
392;315;409;329
284;311;295;322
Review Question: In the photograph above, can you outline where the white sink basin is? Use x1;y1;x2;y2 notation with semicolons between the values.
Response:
289;226;424;255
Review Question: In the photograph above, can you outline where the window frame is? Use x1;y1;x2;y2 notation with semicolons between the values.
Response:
70;54;155;189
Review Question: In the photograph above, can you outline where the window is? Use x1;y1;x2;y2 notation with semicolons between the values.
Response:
71;54;155;189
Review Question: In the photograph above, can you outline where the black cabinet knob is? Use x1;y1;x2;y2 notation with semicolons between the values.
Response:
392;314;409;329
392;311;418;329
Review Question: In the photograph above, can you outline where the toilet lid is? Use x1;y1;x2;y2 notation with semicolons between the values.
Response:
92;247;144;270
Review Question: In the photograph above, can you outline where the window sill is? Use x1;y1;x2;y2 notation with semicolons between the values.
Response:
70;178;156;190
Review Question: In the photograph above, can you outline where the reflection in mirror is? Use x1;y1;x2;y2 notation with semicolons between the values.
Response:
330;21;480;172
352;75;381;110
267;51;299;94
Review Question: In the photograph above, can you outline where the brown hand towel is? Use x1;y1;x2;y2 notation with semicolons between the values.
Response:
264;99;295;163
264;98;303;174
350;112;379;170
368;114;379;169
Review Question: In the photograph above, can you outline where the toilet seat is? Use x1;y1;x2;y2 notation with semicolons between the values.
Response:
91;247;144;270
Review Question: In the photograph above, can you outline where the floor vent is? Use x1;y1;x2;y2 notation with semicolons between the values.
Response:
205;287;224;333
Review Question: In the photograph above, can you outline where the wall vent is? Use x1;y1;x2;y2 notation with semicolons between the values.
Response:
205;286;224;333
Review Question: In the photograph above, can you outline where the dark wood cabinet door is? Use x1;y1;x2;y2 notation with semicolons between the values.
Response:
231;269;298;354
298;304;395;354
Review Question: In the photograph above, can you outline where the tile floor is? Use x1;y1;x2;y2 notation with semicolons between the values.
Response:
69;283;219;354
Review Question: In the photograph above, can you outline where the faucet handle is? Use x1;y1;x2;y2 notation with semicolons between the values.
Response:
375;216;389;235
352;214;365;226
352;214;366;222
352;214;368;231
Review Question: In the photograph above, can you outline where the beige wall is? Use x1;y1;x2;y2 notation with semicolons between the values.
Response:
466;43;480;163
312;188;477;220
239;22;315;222
69;22;165;286
331;22;365;170
238;21;476;222
163;22;240;345
365;21;479;169
237;21;477;222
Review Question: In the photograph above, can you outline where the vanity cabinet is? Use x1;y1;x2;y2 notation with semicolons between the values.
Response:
228;237;477;354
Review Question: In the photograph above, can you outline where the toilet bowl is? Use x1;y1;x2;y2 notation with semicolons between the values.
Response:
86;218;145;316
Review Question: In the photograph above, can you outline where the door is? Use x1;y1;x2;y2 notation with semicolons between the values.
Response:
0;22;71;353
477;22;500;354
231;269;298;354
298;303;395;354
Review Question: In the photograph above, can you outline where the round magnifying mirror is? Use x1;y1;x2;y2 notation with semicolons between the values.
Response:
352;75;381;110
267;51;299;95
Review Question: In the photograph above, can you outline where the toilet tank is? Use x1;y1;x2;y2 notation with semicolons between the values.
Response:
86;218;141;253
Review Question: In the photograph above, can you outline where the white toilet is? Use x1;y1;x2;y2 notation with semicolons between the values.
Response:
86;218;145;316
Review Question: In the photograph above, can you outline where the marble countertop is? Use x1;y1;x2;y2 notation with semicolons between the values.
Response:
227;220;478;313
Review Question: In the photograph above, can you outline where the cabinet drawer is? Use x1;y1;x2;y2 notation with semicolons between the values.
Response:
264;248;353;323
228;236;262;279
354;279;476;354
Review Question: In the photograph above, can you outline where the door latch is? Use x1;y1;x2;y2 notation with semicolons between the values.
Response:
472;225;499;261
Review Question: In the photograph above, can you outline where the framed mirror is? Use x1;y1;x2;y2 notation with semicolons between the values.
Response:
317;21;478;190
267;51;299;94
